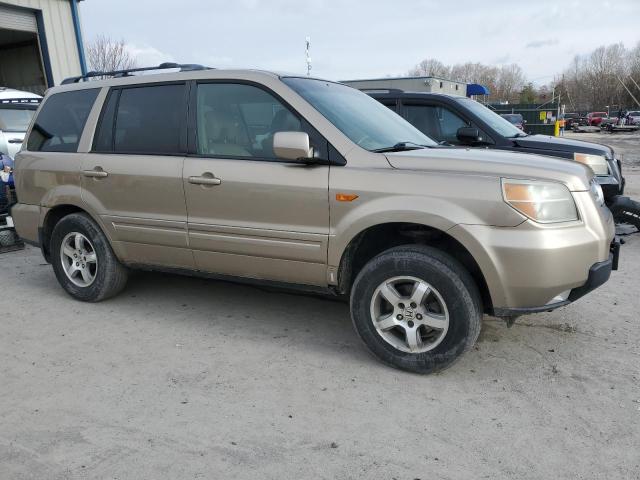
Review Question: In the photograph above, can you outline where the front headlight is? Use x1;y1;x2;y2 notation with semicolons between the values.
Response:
502;179;579;224
574;153;608;175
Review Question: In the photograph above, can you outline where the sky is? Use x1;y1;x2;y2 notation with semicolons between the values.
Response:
79;0;640;84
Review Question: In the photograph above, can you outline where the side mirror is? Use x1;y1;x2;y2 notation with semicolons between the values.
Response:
273;131;312;161
456;126;483;145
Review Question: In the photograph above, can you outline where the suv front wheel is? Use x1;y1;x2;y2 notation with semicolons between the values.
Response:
350;245;482;374
51;213;128;302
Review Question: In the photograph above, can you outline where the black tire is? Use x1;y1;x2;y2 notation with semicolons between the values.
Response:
611;197;640;232
0;184;8;215
350;245;482;374
50;213;128;302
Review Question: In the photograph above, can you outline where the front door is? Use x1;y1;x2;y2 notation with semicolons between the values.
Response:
402;101;472;145
82;82;193;268
183;82;330;286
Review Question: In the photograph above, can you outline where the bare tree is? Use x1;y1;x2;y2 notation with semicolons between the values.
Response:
495;64;526;103
408;58;450;78
561;42;640;111
407;58;525;103
86;35;137;73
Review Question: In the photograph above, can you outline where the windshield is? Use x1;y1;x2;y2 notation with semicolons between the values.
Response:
282;77;437;151
0;108;35;132
458;98;524;137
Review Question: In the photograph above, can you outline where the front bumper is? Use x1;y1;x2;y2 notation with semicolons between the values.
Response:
493;237;619;317
449;191;616;315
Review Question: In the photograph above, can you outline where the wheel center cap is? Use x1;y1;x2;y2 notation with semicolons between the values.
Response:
403;307;414;320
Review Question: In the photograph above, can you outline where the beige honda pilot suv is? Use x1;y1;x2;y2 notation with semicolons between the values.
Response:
12;63;619;373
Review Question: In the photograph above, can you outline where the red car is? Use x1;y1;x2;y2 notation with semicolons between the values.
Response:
586;112;609;126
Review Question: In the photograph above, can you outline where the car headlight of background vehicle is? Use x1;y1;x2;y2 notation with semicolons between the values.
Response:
502;179;579;223
574;153;608;175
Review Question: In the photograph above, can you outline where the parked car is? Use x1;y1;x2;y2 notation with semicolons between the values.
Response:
13;64;618;373
563;112;585;129
586;112;609;126
626;111;640;125
500;113;525;130
365;90;638;227
0;88;42;159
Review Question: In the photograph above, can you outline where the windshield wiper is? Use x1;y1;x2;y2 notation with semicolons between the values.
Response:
372;141;430;153
510;132;528;138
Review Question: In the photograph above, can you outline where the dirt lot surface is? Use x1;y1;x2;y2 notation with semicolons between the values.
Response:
2;136;639;479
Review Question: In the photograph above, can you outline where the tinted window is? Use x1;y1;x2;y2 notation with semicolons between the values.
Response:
95;84;185;154
405;104;469;144
196;83;325;159
93;90;118;152
27;89;99;152
457;98;523;138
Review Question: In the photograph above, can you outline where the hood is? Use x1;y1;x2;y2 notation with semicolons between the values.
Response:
514;134;612;158
385;146;593;192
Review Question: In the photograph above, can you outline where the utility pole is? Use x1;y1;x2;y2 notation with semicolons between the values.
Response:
305;37;312;76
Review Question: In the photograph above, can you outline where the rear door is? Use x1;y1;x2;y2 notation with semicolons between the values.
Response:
183;81;330;286
82;82;194;269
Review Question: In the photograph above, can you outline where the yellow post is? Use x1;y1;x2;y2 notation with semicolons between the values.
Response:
554;120;560;137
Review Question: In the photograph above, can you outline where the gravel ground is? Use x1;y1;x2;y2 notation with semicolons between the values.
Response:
1;151;639;479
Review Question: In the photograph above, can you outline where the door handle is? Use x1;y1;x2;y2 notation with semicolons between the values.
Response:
82;168;109;178
8;138;23;144
188;174;221;186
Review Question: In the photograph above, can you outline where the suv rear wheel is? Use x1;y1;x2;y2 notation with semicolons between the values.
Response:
350;245;482;374
51;213;128;302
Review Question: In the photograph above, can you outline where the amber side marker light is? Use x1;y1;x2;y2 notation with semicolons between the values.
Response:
336;193;359;202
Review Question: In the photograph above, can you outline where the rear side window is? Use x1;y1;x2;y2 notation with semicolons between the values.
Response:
93;83;186;154
27;89;99;152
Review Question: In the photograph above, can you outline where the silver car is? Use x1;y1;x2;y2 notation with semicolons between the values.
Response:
0;88;41;159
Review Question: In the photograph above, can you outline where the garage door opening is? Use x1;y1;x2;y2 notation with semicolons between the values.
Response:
0;5;48;95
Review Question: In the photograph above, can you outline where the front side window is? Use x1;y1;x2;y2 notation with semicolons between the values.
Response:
27;88;99;152
282;77;436;151
405;104;469;145
457;98;524;138
196;83;311;159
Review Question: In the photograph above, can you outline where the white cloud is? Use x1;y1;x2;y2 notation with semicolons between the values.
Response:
124;44;174;67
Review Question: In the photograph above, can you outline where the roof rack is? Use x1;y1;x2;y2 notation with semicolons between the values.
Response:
61;62;212;85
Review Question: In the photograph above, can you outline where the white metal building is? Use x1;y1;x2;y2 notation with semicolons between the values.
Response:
342;76;468;97
0;0;86;94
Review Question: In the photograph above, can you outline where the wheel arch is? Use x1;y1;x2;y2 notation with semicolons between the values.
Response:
335;222;493;313
41;203;113;262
